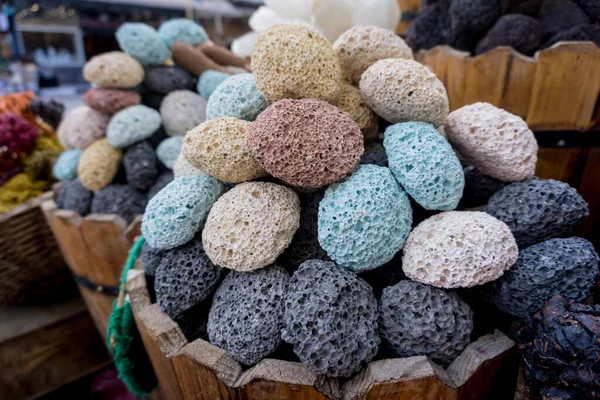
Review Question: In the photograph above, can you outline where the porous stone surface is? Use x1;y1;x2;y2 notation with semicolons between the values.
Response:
358;253;405;299
116;23;171;65
91;184;147;223
197;70;230;100
475;14;541;56
140;242;163;276
107;105;162;148
160;90;207;137
360;59;449;126
360;142;388;167
173;152;206;178
208;266;289;365
142;175;224;249
156;137;183;169
251;24;342;103
459;166;508;209
183;118;266;183
56;179;93;215
77;138;123;192
282;260;380;377
449;0;502;50
83;88;141;115
280;192;329;269
83;51;144;88
65;107;110;150
541;24;600;49
144;66;195;94
539;0;590;41
485;178;589;248
484;237;599;318
248;99;363;188
573;0;600;23
53;149;83;181
202;182;300;271
333;26;413;85
147;171;173;200
405;4;453;52
379;280;473;366
158;18;208;48
444;102;538;182
318;165;413;272
123;141;158;191
206;74;269;122
155;233;224;318
384;122;464;211
337;83;378;142
403;211;518;288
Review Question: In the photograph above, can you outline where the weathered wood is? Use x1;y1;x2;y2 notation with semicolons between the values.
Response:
464;47;512;107
0;297;110;399
501;53;537;118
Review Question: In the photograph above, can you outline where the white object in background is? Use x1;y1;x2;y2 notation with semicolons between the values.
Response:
345;0;401;31
231;31;260;58
265;0;315;20
312;0;354;42
249;6;286;32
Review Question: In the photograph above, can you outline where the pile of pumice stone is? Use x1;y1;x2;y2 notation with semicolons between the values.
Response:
53;18;250;223
142;23;599;379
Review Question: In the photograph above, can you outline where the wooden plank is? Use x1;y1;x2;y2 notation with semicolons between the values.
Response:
445;49;468;111
535;147;583;185
501;53;537;118
527;42;600;131
464;47;512;107
574;147;600;249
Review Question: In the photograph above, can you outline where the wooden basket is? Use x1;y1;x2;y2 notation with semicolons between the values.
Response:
127;269;520;400
415;42;600;131
42;200;141;341
0;191;74;305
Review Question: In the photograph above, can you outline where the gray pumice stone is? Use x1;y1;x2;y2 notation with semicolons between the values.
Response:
459;166;508;209
123;141;158;191
140;242;164;276
91;184;147;223
56;178;93;216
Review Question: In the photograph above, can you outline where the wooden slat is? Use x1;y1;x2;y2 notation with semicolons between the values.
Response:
527;42;600;131
535;147;583;184
501;53;537;118
574;147;600;246
464;47;512;106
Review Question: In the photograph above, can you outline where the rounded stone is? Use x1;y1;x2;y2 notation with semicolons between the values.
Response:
202;182;300;271
384;122;465;211
91;184;147;223
449;0;502;50
483;237;599;318
197;70;230;100
155;233;224;319
57;106;86;149
444;102;538;182
173;152;206;179
333;26;413;84
405;4;453;52
475;14;541;56
459;166;508;209
116;23;171;65
248;99;364;188
539;0;590;42
53;149;83;181
142;175;224;250
318;165;413;272
541;24;600;50
107;105;162;148
160;90;207;137
283;260;380;377
65;107;110;150
402;211;518;288
156;136;183;169
77;138;123;192
123;141;158;191
83;51;144;88
251;24;342;103
337;83;378;142
379;280;473;366
140;242;164;276
144;66;195;95
56;179;93;216
147;171;173;200
83;88;141;115
573;0;600;23
360;59;449;126
206;74;269;122
208;266;289;366
158;18;208;48
183;118;267;183
485;178;589;248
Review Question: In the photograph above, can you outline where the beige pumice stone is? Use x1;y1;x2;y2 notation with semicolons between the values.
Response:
402;211;518;288
83;51;144;89
337;83;378;142
77;138;123;192
359;58;449;126
202;182;300;271
173;152;206;178
444;102;538;182
66;106;110;150
333;26;413;84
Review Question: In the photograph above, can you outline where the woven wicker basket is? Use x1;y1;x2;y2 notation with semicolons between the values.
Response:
0;191;74;305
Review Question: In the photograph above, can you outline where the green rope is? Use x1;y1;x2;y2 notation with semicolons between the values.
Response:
107;235;157;397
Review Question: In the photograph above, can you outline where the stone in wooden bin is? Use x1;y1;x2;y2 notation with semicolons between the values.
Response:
127;269;520;400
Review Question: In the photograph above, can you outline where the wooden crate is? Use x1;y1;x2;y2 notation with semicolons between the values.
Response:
0;191;74;305
42;200;141;341
127;269;520;400
415;42;600;131
0;297;111;399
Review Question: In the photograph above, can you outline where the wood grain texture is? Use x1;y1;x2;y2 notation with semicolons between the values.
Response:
501;54;537;118
535;147;583;184
464;47;511;107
